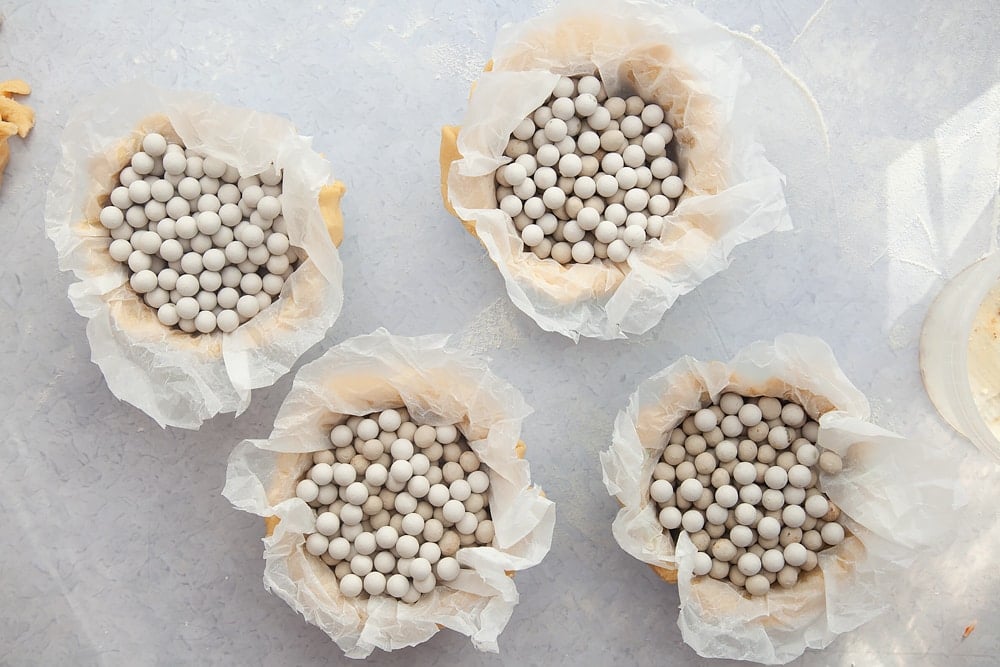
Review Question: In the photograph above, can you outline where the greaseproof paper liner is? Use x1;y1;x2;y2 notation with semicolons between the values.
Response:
45;82;345;429
223;329;554;658
600;334;961;663
442;0;790;340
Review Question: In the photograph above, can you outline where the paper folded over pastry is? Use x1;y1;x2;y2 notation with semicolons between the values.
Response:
441;0;790;341
45;83;345;429
224;329;555;658
601;334;963;663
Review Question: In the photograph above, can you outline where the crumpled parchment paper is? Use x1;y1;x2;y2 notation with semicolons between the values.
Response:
600;334;962;663
223;328;555;658
44;82;344;429
443;0;790;341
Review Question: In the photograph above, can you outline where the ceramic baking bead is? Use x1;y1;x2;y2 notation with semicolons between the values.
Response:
401;513;425;536
406;475;430;498
778;403;804;427
692;552;712;576
349;554;373;577
819;451;843;474
333;463;357;487
693;409;717;432
767;427;790;449
757;516;781;541
694;452;717;475
743;574;769;597
390;438;414;461
681;510;705;533
354;418;378;441
757;444;776;465
728;525;753;549
650;479;674;503
310;463;334;486
764;466;788;490
705;503;728;525
801;421;819;442
821;522;845;545
714;485;738;508
296;479;319;503
775;565;798;589
382;574;409;598
802;530;823;552
454;511;478;535
393;492;417;515
428;482;453;506
325;537;350;561
783;486;806;506
733;461;756;486
315;511;340;536
100;206;125;230
331;425;353;447
256;196;281;220
781;504;806;529
737;552;762;577
441;498;466;523
738;404;763;427
128;269;157;294
734;503;757;526
710;469;730;490
659;506;682;530
795;443;820;467
339;573;364;598
720;415;743;438
622;225;646;248
661;175;684;198
738;485;762;508
783;542;807;568
761;549;785;573
679;478;703;502
372;551;399;575
760;489;784;511
786;464;811;488
755;397;779;420
131;151;155;175
345;481;369;506
390;459;414;484
804;494;829;519
156;304;179;326
436;557;460;582
401;557;430;583
351;531;375;556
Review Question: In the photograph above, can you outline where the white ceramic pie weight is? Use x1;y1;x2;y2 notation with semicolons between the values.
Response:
921;250;1000;461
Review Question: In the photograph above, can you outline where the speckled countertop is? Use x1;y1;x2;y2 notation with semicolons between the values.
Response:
2;1;999;665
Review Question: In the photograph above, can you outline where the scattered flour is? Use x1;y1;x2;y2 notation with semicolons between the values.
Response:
454;297;526;354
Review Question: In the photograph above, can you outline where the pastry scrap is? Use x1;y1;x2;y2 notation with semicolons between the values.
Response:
0;79;34;187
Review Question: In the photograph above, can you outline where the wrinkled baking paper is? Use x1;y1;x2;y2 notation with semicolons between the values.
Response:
45;82;344;429
601;334;961;663
446;0;790;340
224;329;555;659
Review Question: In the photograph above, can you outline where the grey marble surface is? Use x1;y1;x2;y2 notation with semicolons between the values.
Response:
2;0;999;665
